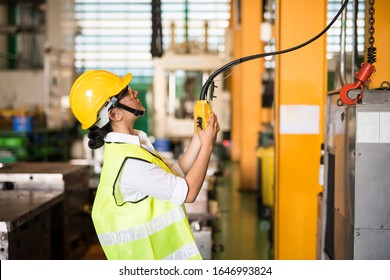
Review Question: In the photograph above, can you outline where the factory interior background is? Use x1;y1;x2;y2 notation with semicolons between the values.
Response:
0;0;390;261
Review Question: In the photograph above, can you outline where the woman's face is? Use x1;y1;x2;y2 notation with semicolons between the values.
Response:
118;87;145;114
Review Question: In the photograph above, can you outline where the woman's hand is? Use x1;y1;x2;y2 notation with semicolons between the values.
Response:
197;112;220;148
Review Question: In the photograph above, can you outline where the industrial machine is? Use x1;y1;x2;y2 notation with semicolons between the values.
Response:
152;52;231;140
150;16;231;141
186;179;213;260
318;89;390;259
185;153;220;260
316;0;390;260
0;163;93;259
0;190;64;259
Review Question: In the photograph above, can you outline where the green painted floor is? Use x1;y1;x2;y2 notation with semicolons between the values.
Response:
211;161;273;260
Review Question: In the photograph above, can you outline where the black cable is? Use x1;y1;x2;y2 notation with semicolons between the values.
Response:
199;0;350;100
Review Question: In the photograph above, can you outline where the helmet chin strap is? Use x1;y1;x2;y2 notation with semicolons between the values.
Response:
110;96;146;116
114;102;146;116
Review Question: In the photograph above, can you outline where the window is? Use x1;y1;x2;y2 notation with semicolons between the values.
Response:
327;0;365;55
74;0;231;84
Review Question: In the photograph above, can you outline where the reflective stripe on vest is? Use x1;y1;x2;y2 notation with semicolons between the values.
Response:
97;206;185;246
163;242;200;260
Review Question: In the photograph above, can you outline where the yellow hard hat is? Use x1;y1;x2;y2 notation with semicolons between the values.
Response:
69;70;132;130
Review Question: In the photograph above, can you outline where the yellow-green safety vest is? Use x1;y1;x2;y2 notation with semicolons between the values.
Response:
92;142;202;260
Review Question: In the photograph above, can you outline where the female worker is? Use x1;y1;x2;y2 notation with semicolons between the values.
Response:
69;70;219;260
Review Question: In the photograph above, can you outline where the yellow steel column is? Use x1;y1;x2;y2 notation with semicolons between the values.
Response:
229;0;263;189
230;0;242;162
368;0;390;88
238;0;263;190
274;0;327;259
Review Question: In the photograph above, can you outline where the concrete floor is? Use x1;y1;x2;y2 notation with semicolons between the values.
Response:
82;161;273;260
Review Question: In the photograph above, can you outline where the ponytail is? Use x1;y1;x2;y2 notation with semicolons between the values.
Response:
87;124;111;149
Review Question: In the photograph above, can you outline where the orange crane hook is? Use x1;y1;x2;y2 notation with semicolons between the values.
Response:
339;62;376;105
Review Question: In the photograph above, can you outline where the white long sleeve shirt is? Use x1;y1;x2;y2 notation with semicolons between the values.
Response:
104;131;188;206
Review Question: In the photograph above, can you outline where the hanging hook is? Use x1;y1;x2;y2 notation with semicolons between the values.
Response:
339;62;376;105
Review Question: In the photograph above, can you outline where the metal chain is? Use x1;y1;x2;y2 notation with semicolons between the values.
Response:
367;0;376;64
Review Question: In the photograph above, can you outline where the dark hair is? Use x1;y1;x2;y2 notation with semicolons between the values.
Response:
87;123;111;149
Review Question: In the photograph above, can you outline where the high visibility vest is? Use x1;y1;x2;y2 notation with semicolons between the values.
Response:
92;142;202;260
